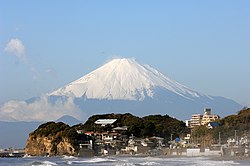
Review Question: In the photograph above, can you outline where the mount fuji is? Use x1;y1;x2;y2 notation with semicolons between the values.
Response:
0;58;243;148
49;58;242;120
51;58;202;101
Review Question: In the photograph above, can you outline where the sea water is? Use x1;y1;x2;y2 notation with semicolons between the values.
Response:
0;156;248;166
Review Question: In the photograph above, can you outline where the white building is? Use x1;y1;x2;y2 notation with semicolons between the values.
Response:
95;119;117;126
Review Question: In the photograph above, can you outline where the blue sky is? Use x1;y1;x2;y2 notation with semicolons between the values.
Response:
1;0;250;106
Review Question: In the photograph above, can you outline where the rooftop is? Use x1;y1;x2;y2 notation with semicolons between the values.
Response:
94;119;117;126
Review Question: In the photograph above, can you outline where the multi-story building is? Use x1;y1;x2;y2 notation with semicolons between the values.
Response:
189;108;220;128
201;108;220;125
190;114;203;128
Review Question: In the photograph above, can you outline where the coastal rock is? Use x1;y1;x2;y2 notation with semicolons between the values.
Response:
25;122;79;156
25;136;76;156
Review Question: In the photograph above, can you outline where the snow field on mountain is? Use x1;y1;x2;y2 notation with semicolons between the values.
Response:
51;58;202;100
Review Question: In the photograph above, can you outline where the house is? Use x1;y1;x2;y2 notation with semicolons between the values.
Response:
95;119;117;126
184;134;191;144
122;136;153;154
79;140;93;150
102;132;119;143
84;131;102;140
148;136;165;147
141;139;155;147
112;126;128;132
207;122;221;129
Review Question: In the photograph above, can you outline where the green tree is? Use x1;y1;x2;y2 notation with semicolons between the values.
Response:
142;121;156;137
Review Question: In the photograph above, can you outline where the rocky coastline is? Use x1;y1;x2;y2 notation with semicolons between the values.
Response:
25;122;85;156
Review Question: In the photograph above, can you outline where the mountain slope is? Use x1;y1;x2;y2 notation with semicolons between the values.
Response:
56;115;82;126
51;58;203;101
0;58;242;122
50;58;242;120
0;58;243;148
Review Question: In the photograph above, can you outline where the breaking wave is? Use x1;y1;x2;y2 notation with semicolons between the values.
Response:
0;156;245;166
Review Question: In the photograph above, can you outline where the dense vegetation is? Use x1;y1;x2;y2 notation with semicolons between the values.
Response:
191;107;250;147
29;113;189;151
31;122;90;148
74;113;189;140
29;108;250;149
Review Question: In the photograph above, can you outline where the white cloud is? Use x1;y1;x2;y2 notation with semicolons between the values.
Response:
0;95;85;122
4;38;26;59
4;38;40;80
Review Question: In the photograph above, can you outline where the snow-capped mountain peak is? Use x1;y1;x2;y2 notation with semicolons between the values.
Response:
50;58;202;100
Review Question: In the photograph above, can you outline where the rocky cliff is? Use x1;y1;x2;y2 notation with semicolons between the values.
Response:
25;122;85;156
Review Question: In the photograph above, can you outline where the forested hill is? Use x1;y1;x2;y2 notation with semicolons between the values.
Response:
219;107;250;136
74;113;189;140
191;107;250;146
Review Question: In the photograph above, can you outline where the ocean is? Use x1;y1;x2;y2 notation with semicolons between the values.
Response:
0;156;249;166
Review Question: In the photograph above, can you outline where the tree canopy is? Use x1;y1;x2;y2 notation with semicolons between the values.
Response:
76;113;189;140
191;107;250;146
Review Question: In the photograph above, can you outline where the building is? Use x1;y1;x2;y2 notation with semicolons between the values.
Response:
95;119;117;126
201;108;220;125
112;126;128;132
184;134;191;144
185;120;191;127
207;122;221;129
189;108;220;128
190;114;203;128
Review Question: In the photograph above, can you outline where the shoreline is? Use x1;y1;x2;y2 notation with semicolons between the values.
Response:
112;153;250;161
3;151;249;162
209;155;250;161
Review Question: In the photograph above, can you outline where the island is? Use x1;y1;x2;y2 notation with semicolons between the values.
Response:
25;108;250;158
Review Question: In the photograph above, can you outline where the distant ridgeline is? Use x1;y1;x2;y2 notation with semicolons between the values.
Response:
25;113;189;156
